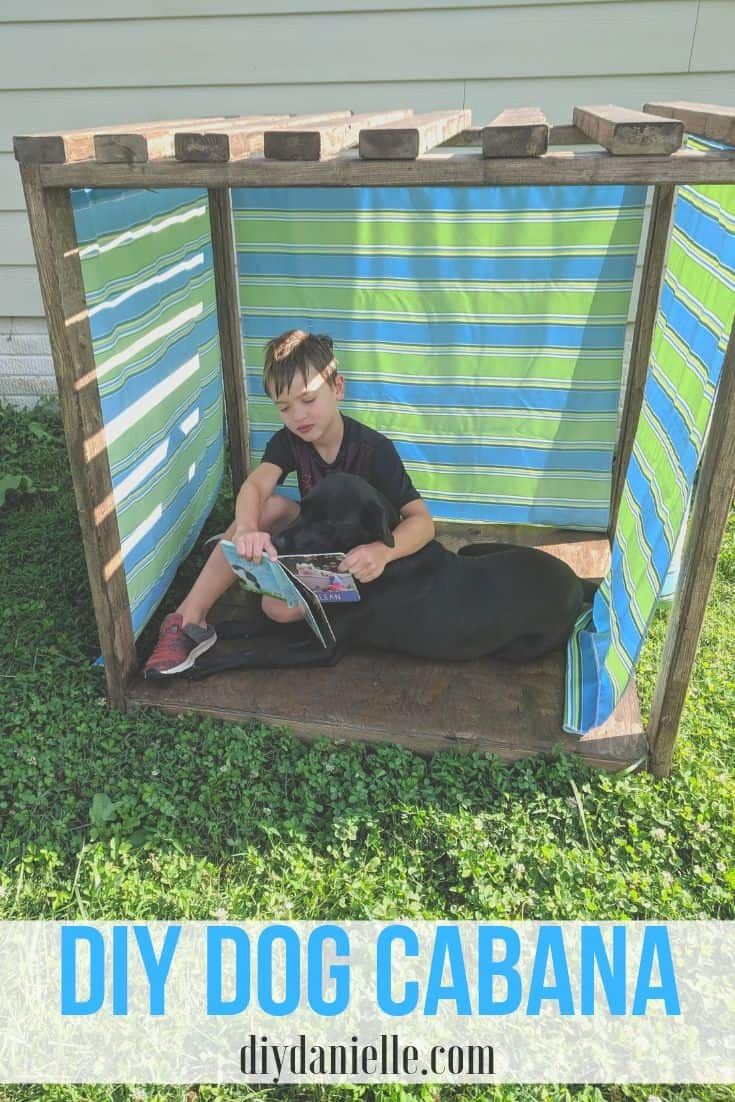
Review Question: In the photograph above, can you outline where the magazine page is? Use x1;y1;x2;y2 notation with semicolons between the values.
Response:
218;540;333;649
218;540;301;605
278;563;336;649
279;553;361;604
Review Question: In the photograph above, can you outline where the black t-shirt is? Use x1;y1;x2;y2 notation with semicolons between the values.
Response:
261;415;421;511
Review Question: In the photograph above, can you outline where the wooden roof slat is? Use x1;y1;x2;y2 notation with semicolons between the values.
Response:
643;101;735;147
573;104;684;155
175;111;354;162
481;107;549;158
13;115;235;165
264;109;414;161
95;114;291;164
358;109;472;160
443;124;595;147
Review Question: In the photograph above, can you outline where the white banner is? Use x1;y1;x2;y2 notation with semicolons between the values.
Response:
0;921;732;1083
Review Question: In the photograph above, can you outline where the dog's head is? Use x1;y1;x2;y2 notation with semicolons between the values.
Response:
273;473;399;555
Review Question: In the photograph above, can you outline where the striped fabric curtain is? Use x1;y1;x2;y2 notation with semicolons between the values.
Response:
233;184;645;529
565;136;735;735
71;187;225;638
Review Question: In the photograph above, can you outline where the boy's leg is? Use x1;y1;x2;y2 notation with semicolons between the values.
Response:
144;493;303;678
177;494;299;627
259;496;307;624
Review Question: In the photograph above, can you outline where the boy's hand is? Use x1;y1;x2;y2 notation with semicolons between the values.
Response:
339;542;392;583
232;528;278;563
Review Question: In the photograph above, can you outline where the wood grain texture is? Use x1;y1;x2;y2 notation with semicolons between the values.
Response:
359;109;472;159
610;183;676;536
127;651;646;769
37;146;735;187
445;124;594;147
434;522;610;578
208;187;250;494
573;104;684;154
264;110;413;161
14;116;232;164
643;100;735;146
482;107;549;157
648;319;735;778
95;115;281;163
19;168;136;708
176;112;351;162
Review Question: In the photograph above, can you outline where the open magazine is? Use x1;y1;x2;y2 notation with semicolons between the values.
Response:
216;542;360;650
280;553;361;604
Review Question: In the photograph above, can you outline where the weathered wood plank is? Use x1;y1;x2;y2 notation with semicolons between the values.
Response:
38;146;735;188
95;115;284;163
19;167;136;708
643;101;735;147
648;319;735;778
14;116;232;164
359;109;472;159
14;132;93;165
265;109;413;161
129;569;645;771
482;107;549;158
573;104;684;155
176;111;352;162
443;124;594;147
208;187;250;494
434;521;610;579
610;183;676;535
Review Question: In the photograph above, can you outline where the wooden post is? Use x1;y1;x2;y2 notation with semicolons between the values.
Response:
609;183;676;536
648;317;735;777
208;187;250;494
19;167;137;708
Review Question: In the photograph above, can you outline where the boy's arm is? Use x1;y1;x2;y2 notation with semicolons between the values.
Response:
340;497;435;583
232;462;283;560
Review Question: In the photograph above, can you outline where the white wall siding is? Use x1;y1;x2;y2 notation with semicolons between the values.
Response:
1;0;733;402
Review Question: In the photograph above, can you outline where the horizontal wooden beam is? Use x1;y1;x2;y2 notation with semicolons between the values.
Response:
482;107;549;158
573;104;684;155
36;147;735;189
643;101;735;146
359;109;471;159
264;109;413;161
176;111;352;162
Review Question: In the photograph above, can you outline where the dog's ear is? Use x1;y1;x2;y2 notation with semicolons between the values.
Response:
361;499;395;547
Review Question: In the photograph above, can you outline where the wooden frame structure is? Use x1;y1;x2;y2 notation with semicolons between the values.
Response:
15;101;735;777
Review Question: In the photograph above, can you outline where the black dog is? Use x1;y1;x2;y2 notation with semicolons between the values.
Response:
191;472;589;676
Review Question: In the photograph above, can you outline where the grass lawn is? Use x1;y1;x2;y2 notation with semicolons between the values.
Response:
0;400;733;1102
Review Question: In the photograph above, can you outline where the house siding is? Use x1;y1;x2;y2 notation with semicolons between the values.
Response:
1;0;733;402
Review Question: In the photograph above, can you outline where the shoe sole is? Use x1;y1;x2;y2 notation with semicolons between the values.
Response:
144;632;217;680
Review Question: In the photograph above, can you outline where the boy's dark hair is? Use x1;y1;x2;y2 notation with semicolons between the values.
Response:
262;330;336;399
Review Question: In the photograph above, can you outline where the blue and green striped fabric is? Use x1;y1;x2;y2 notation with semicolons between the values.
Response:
565;136;735;735
232;185;646;528
71;187;225;639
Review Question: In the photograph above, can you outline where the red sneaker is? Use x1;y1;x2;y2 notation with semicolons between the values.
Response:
143;613;217;679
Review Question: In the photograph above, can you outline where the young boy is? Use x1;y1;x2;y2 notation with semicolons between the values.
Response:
143;329;435;678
